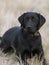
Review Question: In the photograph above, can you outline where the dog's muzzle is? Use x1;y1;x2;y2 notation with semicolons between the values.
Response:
24;27;36;33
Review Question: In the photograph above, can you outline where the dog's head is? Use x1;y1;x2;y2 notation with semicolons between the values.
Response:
18;12;46;34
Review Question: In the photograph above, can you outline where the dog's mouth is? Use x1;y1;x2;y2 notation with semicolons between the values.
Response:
24;28;36;34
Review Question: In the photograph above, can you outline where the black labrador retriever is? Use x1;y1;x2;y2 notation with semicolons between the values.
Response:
0;12;47;65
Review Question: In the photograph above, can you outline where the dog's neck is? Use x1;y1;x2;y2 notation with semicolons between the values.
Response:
22;28;40;39
26;32;40;38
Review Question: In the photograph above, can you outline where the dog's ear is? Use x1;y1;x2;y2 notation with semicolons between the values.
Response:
37;13;46;30
18;13;26;26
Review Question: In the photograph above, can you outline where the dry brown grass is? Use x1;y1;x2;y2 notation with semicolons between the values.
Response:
0;0;49;65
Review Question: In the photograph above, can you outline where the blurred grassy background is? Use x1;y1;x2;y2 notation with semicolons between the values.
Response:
0;0;49;65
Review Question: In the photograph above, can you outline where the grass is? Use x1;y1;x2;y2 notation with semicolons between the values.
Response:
0;43;49;65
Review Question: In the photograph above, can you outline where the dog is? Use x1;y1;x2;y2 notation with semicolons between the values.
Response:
0;12;47;65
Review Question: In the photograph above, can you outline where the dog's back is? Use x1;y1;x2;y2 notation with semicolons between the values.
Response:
2;27;20;41
0;27;21;52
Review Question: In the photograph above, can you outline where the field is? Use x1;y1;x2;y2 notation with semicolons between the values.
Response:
0;0;49;65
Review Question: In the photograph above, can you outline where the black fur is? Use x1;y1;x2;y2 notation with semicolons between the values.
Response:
0;37;2;46
0;12;47;65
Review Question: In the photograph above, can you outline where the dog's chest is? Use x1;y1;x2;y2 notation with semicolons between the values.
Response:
18;34;40;50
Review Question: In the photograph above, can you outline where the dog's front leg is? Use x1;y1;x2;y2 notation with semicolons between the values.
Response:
21;54;29;65
39;51;47;65
42;57;47;65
